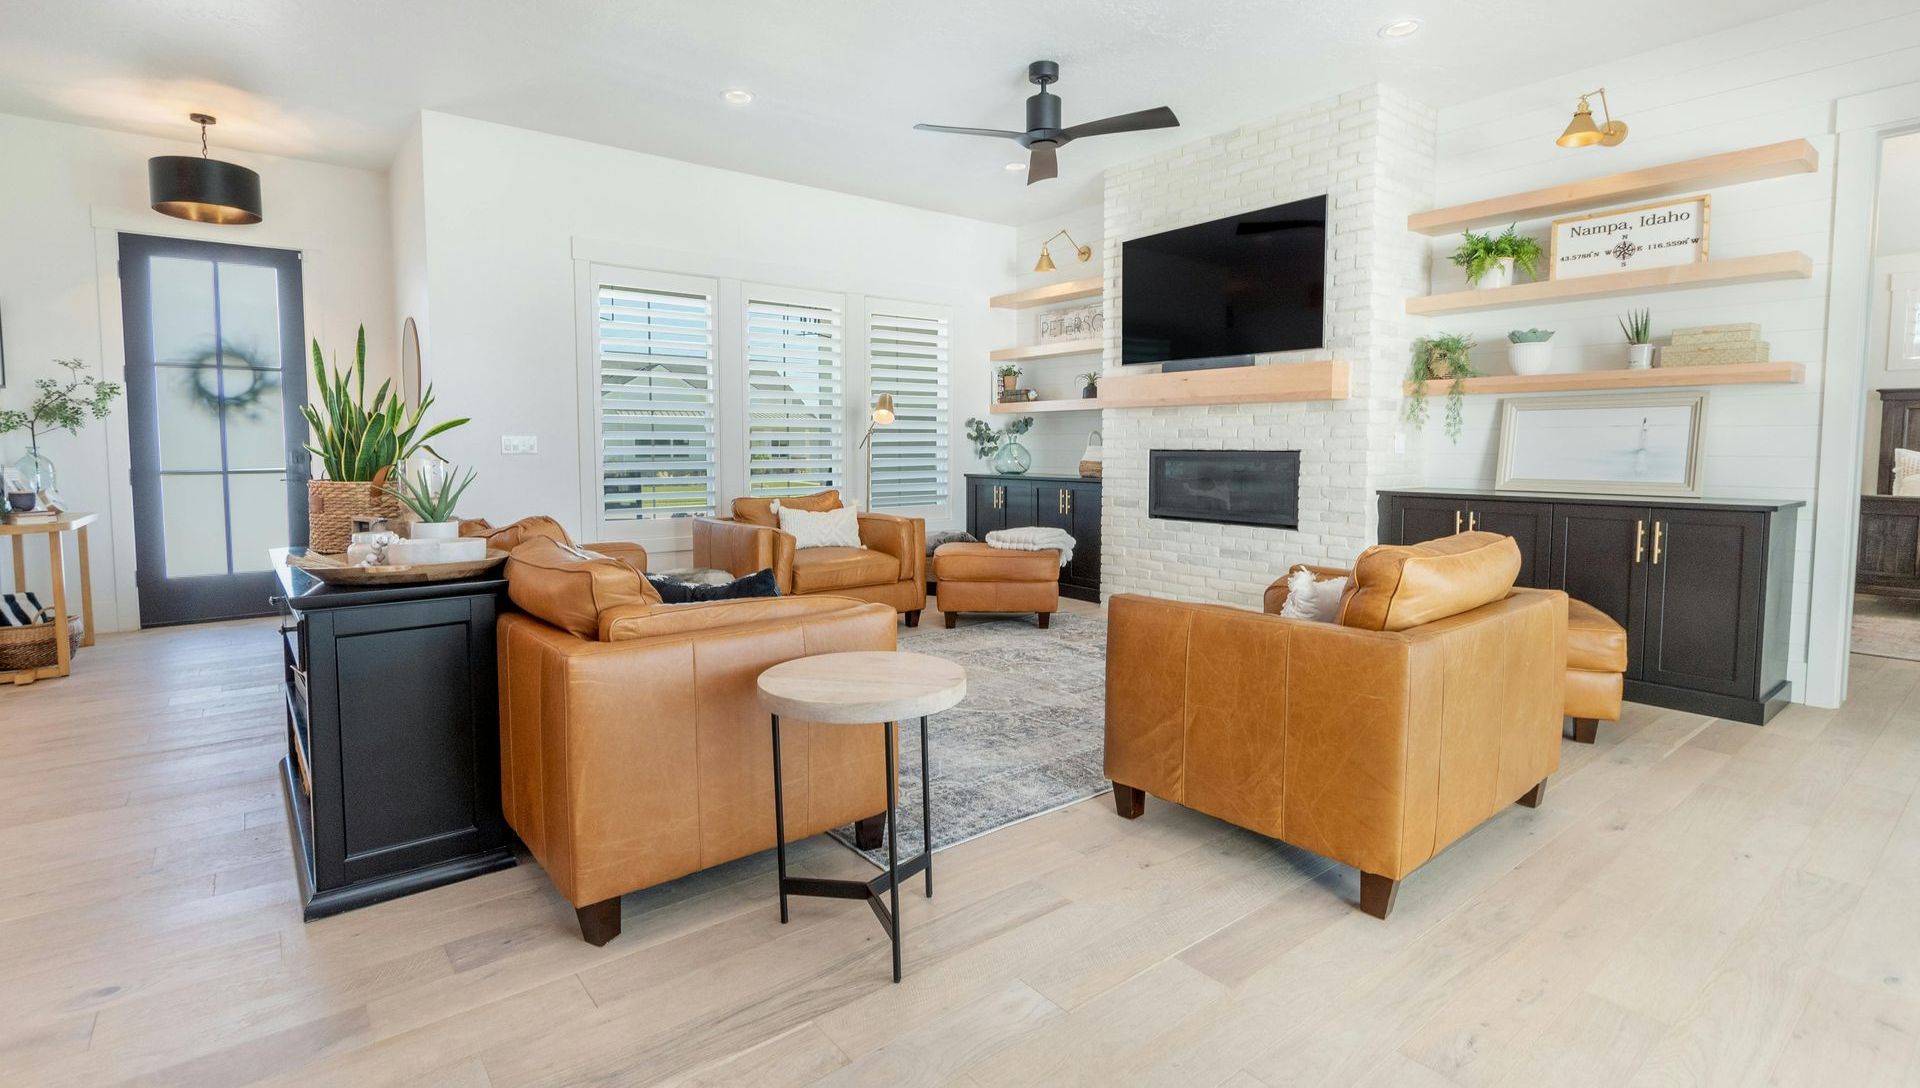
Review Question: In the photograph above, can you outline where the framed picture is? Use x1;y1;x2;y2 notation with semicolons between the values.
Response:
1549;195;1710;281
1496;392;1707;497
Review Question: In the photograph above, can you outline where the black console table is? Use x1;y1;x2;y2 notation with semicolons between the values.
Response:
271;548;514;920
963;473;1101;601
1377;489;1799;725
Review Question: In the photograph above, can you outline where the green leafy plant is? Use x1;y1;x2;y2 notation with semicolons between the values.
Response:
387;462;477;523
1618;309;1653;345
1077;371;1102;386
0;359;124;454
1405;334;1477;440
964;416;1033;458
1450;225;1543;285
302;326;469;482
1507;328;1556;343
996;363;1022;384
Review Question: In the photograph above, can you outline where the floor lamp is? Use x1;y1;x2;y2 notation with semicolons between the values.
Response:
860;393;895;511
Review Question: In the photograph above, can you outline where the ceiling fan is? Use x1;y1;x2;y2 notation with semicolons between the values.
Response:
914;60;1180;186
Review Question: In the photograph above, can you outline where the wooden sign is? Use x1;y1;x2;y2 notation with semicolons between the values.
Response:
1549;195;1710;280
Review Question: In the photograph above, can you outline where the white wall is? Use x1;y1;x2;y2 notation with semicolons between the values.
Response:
0;110;394;630
406;112;1013;565
1004;205;1106;474
1875;129;1920;257
1415;0;1920;695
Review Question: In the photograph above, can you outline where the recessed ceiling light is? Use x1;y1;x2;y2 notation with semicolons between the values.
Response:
1004;161;1025;172
1377;19;1422;38
720;88;754;105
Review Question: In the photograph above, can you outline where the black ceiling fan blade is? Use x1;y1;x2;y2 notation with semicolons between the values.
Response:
1060;105;1179;142
1027;143;1058;185
913;123;1027;140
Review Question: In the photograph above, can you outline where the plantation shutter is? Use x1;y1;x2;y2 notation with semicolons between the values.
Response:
595;278;718;520
745;290;845;499
866;306;951;510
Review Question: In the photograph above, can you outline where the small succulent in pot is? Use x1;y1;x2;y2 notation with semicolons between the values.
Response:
387;460;477;539
1079;371;1101;399
1450;224;1543;289
1507;329;1555;377
1618;309;1655;368
1405;333;1477;440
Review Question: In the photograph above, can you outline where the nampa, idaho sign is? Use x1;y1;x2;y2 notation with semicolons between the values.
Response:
1549;195;1710;280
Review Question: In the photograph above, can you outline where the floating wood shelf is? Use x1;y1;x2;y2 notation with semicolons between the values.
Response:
1101;360;1349;409
990;398;1103;414
1408;139;1820;235
1405;361;1804;396
989;277;1103;309
1405;251;1813;316
990;338;1103;362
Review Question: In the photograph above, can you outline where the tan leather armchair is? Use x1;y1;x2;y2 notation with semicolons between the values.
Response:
692;490;926;625
490;523;896;945
1104;533;1566;919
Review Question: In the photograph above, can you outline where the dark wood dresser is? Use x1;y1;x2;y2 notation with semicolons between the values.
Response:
1858;387;1920;599
1377;489;1800;724
272;549;514;920
963;473;1101;601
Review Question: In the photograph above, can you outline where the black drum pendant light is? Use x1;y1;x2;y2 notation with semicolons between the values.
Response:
149;113;262;225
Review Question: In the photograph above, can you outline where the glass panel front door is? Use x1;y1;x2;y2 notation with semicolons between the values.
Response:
120;235;308;625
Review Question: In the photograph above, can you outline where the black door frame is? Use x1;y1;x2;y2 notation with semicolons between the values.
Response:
119;233;309;626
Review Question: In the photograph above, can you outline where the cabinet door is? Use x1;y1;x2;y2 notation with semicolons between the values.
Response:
1070;482;1102;591
1641;508;1766;699
967;478;1009;536
1467;499;1553;589
1001;480;1039;530
1034;483;1076;587
1381;494;1466;545
1549;503;1651;677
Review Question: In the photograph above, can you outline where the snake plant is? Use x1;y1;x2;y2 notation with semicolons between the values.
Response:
301;326;469;481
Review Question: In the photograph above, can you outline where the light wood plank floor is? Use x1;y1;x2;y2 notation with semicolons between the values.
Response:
2;605;1918;1086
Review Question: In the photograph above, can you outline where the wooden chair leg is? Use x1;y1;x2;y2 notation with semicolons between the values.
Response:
903;610;921;628
1570;717;1598;744
853;812;886;849
1112;783;1145;819
943;612;958;629
1359;872;1399;919
1036;612;1051;629
576;897;622;946
1517;778;1548;808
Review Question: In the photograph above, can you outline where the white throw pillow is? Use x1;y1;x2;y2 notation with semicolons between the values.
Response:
1896;448;1920;494
1277;568;1348;623
776;503;863;550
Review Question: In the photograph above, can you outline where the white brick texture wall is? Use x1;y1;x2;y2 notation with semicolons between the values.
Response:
1100;85;1435;607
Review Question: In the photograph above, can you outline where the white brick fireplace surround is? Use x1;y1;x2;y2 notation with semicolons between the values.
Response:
1100;85;1436;606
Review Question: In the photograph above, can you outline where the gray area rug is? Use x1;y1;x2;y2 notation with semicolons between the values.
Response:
1852;592;1920;661
826;610;1111;867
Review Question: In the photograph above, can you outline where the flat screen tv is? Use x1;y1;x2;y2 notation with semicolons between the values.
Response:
1120;194;1327;367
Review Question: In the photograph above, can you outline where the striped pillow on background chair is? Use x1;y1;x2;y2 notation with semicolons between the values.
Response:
2;593;51;626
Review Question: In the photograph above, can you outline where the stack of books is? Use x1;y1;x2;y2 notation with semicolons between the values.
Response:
1661;323;1769;368
5;508;60;523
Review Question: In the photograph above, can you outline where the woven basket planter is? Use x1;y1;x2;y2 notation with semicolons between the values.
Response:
0;616;83;674
307;479;405;554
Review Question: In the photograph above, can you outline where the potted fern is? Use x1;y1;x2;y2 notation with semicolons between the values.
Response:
1405;334;1477;440
1451;225;1543;289
302;326;469;552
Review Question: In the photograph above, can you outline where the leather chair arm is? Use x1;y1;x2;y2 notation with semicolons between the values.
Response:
692;517;796;592
583;540;649;572
1263;563;1353;615
857;512;924;583
598;595;878;642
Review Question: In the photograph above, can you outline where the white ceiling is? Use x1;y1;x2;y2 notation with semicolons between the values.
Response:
0;0;1806;225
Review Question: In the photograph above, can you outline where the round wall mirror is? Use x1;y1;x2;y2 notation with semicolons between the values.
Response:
400;316;421;410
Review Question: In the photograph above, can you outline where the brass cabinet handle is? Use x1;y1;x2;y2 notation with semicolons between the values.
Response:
1064;490;1072;515
1652;521;1664;565
1635;519;1646;563
1469;511;1479;531
1454;510;1463;534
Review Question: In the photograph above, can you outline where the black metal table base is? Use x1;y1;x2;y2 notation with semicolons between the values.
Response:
772;714;932;982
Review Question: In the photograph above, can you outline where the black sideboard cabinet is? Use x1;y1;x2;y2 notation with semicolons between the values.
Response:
272;549;514;920
1378;489;1800;725
964;473;1101;601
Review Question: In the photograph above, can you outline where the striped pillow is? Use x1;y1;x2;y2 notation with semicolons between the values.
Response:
1;592;50;627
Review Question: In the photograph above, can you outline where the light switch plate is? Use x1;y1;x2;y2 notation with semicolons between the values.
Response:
501;435;538;455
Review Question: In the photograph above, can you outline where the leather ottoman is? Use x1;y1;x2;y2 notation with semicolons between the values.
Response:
1567;598;1627;743
932;543;1060;628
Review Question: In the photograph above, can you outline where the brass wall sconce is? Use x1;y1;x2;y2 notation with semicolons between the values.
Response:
1034;228;1092;273
1557;88;1628;148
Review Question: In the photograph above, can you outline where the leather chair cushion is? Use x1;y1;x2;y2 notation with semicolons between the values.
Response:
1339;531;1521;632
464;515;573;553
599;595;862;642
1567;598;1628;673
506;536;661;640
790;547;899;593
932;542;1059;583
732;489;840;527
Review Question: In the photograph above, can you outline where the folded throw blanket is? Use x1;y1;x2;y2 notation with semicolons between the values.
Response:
985;526;1074;567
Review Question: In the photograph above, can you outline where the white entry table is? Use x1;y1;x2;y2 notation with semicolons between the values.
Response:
756;650;966;982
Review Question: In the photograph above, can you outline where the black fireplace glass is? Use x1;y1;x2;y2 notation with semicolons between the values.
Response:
1148;450;1300;530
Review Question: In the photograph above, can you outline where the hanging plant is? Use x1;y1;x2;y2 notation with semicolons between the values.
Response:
1405;334;1477;440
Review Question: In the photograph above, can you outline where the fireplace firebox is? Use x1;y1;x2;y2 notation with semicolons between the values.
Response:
1148;450;1300;529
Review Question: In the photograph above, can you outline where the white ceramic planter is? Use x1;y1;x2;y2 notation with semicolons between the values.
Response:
409;519;460;541
1509;341;1554;375
1627;344;1656;370
1475;257;1515;290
